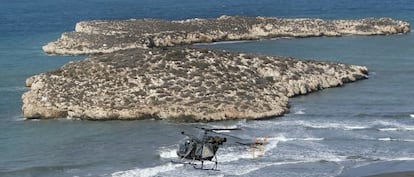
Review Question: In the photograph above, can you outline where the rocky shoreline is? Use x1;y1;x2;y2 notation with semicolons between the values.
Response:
22;16;409;120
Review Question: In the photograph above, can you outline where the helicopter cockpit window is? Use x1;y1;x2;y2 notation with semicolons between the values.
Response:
178;139;191;152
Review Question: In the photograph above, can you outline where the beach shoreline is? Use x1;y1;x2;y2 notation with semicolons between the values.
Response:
367;171;414;177
340;160;414;177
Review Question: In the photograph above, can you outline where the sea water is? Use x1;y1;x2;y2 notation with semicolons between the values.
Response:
1;0;414;177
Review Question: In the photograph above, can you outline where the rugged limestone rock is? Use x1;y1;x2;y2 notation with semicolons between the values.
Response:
43;16;410;55
23;47;368;120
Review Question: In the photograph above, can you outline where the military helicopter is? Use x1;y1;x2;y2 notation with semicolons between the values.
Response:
173;126;266;170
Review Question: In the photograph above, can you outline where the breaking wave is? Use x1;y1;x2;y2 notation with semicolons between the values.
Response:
245;119;414;133
141;118;414;177
158;146;177;159
387;157;414;161
296;121;371;130
377;137;414;142
378;127;414;131
280;120;371;130
111;163;183;177
375;120;414;132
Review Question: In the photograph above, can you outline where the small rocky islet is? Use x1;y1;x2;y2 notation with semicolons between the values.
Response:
23;16;410;121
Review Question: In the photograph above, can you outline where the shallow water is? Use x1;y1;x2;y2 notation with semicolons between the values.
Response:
1;0;414;177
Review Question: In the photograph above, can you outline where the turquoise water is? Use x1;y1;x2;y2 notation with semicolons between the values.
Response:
1;1;414;177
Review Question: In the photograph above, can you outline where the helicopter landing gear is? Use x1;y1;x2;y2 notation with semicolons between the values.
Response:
194;155;219;171
172;156;220;171
192;159;219;171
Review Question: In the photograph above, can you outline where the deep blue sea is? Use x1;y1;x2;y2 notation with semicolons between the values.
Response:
1;0;414;177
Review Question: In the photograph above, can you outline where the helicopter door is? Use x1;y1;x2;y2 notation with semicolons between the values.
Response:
201;143;215;160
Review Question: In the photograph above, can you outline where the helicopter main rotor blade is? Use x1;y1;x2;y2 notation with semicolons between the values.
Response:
206;129;246;141
194;126;266;146
235;141;265;146
181;131;202;142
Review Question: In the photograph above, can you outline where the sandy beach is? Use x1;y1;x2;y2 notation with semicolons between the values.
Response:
367;171;414;177
340;160;414;177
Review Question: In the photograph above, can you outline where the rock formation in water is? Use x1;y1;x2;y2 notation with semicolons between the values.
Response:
23;47;368;120
22;16;409;120
43;16;410;55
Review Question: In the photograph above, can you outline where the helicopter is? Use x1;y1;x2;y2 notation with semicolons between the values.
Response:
173;126;266;170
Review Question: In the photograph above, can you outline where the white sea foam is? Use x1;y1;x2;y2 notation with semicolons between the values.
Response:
294;110;306;115
378;126;414;132
291;107;306;115
269;135;324;142
374;120;401;127
247;119;374;132
111;163;182;177
217;135;284;162
375;121;414;131
410;114;414;118
302;137;325;141
343;126;368;130
194;40;247;46
378;137;392;141
127;136;343;177
404;127;414;131
27;118;40;121
65;116;81;121
336;125;369;130
264;136;281;152
0;86;27;92
297;121;370;130
158;147;177;159
377;156;414;162
378;137;414;142
12;115;26;121
389;157;414;161
218;146;257;162
378;128;398;131
270;37;293;40
221;133;325;163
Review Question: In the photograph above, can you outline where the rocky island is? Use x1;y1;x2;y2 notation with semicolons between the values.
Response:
23;16;410;120
43;16;409;55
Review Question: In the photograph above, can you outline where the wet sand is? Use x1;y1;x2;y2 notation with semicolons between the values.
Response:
367;171;414;177
339;160;414;177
